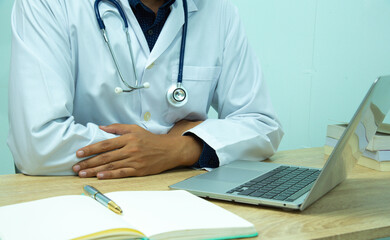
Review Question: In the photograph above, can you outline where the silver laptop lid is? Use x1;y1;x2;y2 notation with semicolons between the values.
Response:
300;76;390;210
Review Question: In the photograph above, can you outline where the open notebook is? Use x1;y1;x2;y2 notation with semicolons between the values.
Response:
0;190;257;240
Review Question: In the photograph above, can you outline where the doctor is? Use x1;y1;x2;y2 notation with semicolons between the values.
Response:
8;0;283;179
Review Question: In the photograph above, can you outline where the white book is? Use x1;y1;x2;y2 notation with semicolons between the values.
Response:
326;123;390;151
325;136;390;161
0;190;257;240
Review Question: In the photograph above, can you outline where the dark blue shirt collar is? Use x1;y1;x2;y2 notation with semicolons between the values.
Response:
128;0;175;11
127;0;176;50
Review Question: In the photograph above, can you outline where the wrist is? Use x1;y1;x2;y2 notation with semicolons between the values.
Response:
177;135;203;167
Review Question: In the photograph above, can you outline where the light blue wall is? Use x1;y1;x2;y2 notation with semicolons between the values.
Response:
230;0;390;150
1;0;390;174
0;0;14;175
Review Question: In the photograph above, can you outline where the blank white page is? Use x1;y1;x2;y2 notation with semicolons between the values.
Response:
0;195;132;240
107;190;255;238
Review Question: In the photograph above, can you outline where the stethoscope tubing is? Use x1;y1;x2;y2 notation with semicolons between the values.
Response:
94;0;189;106
95;0;143;91
177;0;188;85
94;0;128;30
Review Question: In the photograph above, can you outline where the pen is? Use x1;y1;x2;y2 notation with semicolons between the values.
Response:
83;185;123;215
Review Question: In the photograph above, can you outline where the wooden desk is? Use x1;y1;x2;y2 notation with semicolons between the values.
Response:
1;147;390;240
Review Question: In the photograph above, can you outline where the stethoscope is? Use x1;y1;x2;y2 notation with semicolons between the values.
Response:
94;0;189;107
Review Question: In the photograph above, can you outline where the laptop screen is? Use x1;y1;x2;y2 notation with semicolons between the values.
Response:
301;76;390;210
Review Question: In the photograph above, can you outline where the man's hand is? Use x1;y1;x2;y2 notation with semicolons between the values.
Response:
73;121;203;179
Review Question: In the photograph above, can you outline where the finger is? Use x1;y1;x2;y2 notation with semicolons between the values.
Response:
99;124;127;135
76;137;125;158
99;124;141;135
77;160;125;178
78;159;137;178
97;168;139;179
99;125;116;134
74;147;129;173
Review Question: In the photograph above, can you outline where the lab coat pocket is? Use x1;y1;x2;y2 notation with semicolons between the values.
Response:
165;66;221;123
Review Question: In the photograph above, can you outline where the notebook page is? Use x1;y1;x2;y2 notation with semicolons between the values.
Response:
0;195;136;240
106;190;255;238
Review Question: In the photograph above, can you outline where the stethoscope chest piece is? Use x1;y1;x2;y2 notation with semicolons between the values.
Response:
167;84;188;107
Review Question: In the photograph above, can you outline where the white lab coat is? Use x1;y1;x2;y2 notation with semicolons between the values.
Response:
8;0;283;175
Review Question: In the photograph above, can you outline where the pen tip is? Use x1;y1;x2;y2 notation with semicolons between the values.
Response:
117;207;123;214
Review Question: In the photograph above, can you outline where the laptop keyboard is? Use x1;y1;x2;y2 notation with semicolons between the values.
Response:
226;166;321;202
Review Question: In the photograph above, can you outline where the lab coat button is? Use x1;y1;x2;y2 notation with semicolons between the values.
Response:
144;112;151;122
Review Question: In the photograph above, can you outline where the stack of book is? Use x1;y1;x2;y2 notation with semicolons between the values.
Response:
324;123;390;171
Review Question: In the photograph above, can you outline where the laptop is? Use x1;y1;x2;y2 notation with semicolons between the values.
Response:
170;76;390;211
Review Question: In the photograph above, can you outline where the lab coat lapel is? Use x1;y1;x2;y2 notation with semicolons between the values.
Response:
145;0;197;68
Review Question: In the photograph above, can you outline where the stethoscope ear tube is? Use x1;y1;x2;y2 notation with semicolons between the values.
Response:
115;82;150;94
95;0;147;94
94;0;128;30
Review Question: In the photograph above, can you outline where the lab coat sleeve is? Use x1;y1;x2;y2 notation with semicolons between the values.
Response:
186;2;284;166
7;0;116;175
